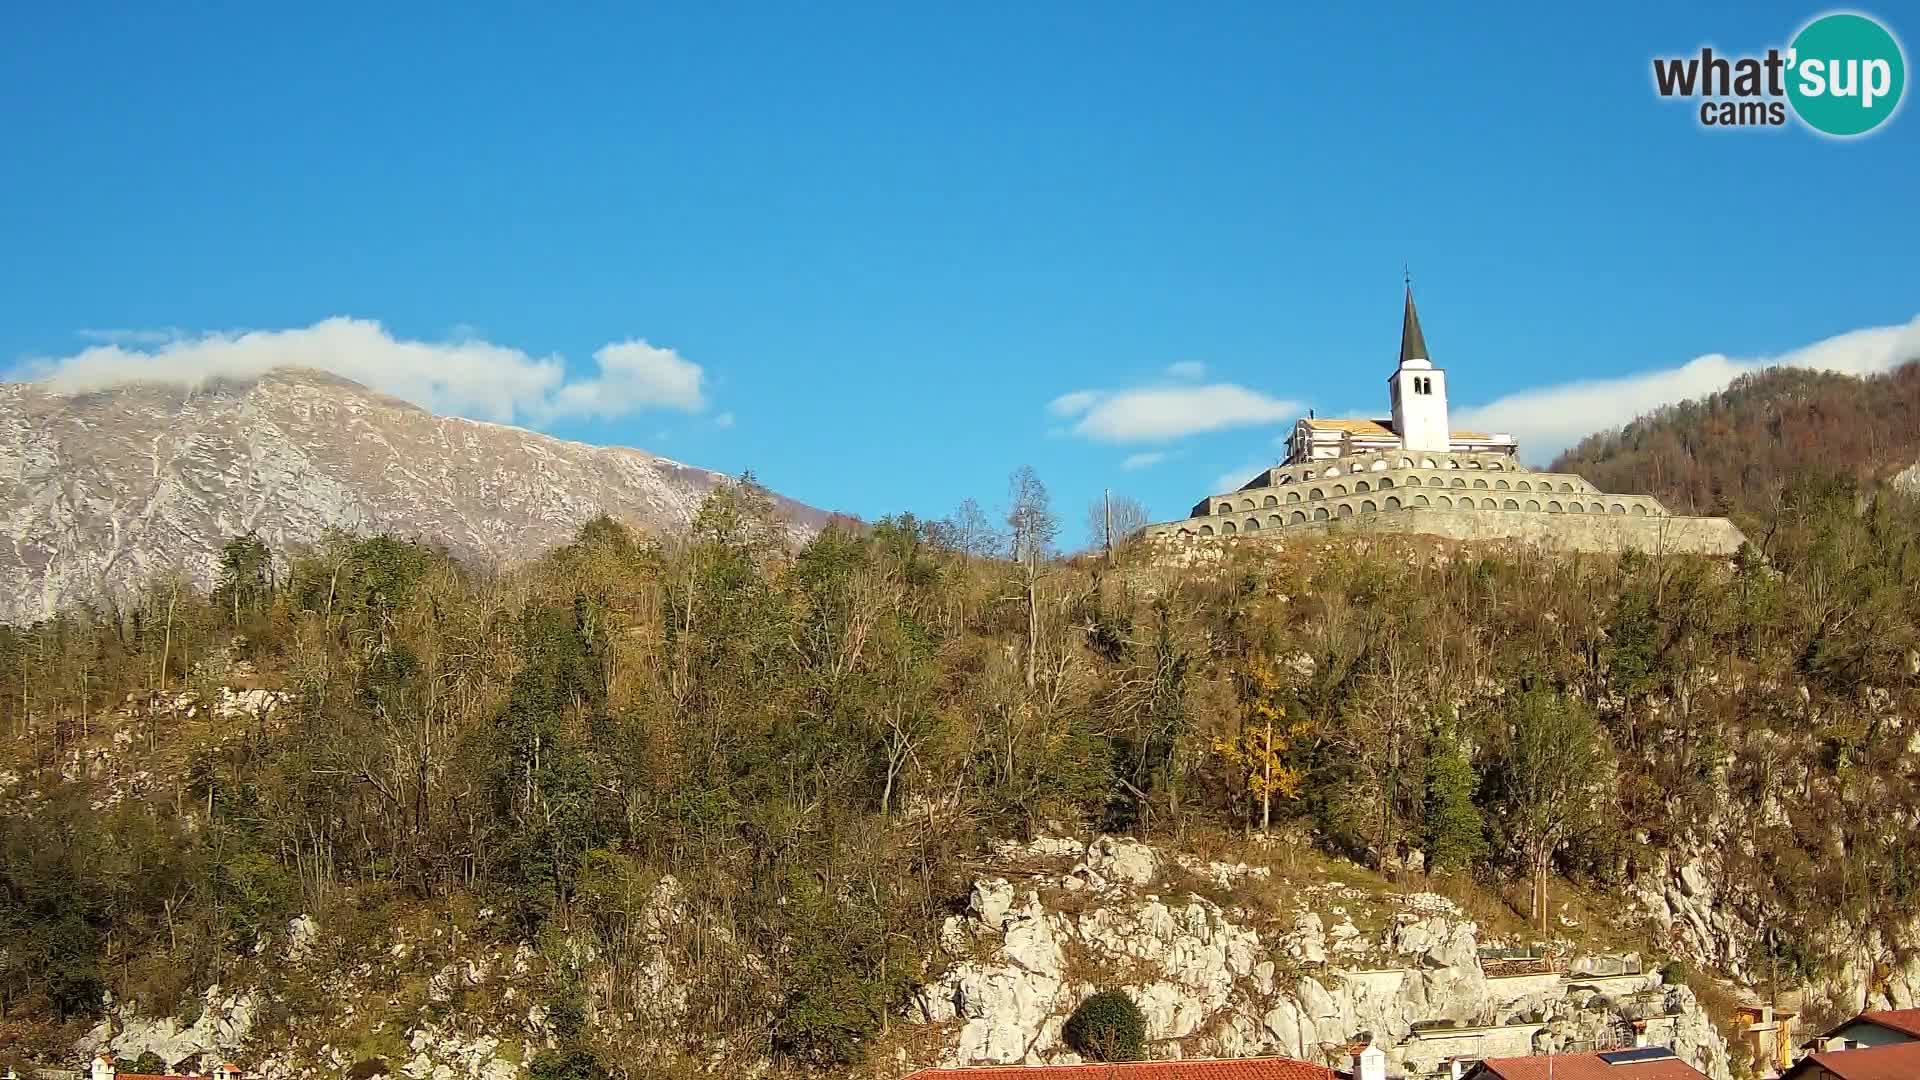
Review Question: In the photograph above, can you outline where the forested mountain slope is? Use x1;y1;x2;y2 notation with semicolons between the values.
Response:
1550;361;1920;519
7;355;1920;1080
1;460;1918;1079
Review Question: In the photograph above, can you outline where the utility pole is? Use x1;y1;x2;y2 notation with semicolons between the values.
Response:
1103;489;1114;565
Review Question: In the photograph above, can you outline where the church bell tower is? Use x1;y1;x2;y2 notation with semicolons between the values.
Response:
1388;284;1450;453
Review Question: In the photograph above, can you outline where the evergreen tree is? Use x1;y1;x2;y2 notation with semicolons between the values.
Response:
212;532;273;629
1422;725;1487;873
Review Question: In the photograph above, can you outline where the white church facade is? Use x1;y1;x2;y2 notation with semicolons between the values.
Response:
1139;287;1747;556
1281;289;1517;465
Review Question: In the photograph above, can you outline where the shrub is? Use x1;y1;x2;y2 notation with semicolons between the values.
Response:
1423;726;1488;873
543;983;586;1041
527;1049;605;1080
770;871;918;1069
1064;990;1147;1062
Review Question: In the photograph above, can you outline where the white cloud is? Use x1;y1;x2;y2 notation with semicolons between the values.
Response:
1121;451;1166;471
1166;360;1206;379
714;411;736;429
1050;384;1304;443
16;317;712;425
552;339;706;418
1453;316;1920;462
1047;389;1103;417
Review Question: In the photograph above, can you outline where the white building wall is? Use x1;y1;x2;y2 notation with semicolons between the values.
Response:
1390;360;1450;453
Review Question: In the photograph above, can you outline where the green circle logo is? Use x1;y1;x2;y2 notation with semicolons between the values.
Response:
1787;12;1906;136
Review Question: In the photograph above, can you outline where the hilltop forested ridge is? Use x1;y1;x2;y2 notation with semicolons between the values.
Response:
1;378;1919;1080
1550;360;1920;520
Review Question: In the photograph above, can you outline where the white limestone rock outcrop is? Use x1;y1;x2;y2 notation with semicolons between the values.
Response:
286;915;321;963
911;835;1732;1080
1071;836;1158;891
920;884;1071;1063
80;986;260;1071
398;1024;520;1080
1895;461;1920;495
1633;847;1759;984
1631;835;1920;1026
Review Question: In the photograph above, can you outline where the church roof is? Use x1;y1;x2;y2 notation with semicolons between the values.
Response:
1400;285;1431;365
1301;417;1397;437
1298;417;1500;444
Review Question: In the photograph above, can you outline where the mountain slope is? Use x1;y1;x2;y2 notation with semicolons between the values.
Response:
0;368;836;622
1549;361;1920;517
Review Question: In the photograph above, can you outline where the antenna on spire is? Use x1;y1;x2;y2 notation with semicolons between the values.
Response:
1403;263;1411;289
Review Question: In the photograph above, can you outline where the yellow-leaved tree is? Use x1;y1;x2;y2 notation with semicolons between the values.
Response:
1213;655;1305;832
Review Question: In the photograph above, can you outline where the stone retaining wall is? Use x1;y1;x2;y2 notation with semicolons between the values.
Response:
1486;971;1569;1006
1149;506;1746;557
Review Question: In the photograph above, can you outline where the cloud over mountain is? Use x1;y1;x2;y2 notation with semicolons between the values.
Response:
14;317;710;426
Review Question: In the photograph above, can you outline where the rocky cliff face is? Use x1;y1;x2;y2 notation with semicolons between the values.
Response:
0;369;836;622
63;826;1737;1080
1636;835;1920;1026
909;836;1732;1080
46;680;1751;1080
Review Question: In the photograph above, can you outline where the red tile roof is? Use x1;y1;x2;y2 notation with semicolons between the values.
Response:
1786;1041;1920;1079
902;1058;1336;1080
1470;1051;1707;1080
1855;1009;1920;1039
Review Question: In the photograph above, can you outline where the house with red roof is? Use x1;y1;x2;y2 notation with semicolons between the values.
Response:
900;1055;1344;1080
1461;1047;1707;1080
89;1054;244;1080
1784;1008;1920;1078
1809;1008;1920;1052
1781;1039;1920;1079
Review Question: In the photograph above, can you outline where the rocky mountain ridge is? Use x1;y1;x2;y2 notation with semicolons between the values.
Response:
0;368;836;623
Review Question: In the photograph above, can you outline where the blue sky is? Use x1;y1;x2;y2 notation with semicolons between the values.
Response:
4;2;1917;546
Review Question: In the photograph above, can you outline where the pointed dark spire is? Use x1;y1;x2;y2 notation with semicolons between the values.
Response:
1399;284;1430;365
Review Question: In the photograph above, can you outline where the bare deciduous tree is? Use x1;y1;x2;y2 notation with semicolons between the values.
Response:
1502;690;1609;933
938;497;1002;558
1006;467;1057;689
1085;493;1149;558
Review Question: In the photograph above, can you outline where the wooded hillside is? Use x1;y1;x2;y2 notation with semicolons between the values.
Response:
1;459;1918;1077
1550;361;1920;520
